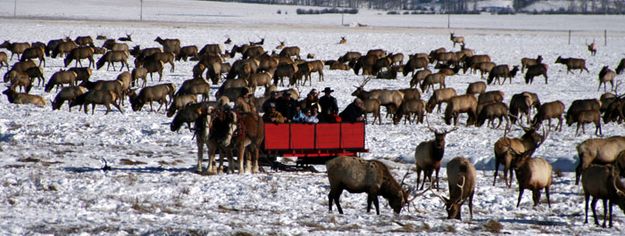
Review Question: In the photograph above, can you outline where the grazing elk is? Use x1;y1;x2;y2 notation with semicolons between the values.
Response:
19;46;46;67
420;72;446;93
170;102;213;132
466;81;486;95
64;47;95;68
566;99;601;129
4;70;33;93
0;41;30;60
493;127;546;188
51;86;88;111
128;83;176;112
403;56;429;77
444;94;478;126
51;40;78;59
166;94;197;117
521;55;543;72
154;36;181;55
509;92;540;125
326;156;411;215
68;67;93;84
476;62;496;79
136;59;164;82
78;79;124;106
598;66;616;92
2;88;45;107
582;165;625;228
488;65;520;85
512;150;553;208
426;88;457;113
45;70;78;92
525;63;549;84
393;99;425;125
96;50;130;71
74;89;123;115
352;78;404;119
415;123;457;190
575;136;625;185
555;56;589;74
532;100;565;132
567;109;602;136
176;77;211;101
432;156;476;220
476;102;509;130
450;32;465;47
410;69;431;89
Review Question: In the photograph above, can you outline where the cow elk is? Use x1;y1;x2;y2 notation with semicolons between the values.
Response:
476;102;509;130
587;40;597;56
393;99;425;125
575;136;625;185
598;66;616;92
450;32;465;48
444;94;478;126
128;83;176;112
51;86;88;111
426;88;457;113
525;63;549;84
521;55;543;73
466;81;486;95
488;65;519;85
532;100;565;132
555;56;589;74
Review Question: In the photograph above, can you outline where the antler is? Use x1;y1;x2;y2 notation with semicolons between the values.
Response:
455;176;466;204
425;115;438;133
442;126;458;134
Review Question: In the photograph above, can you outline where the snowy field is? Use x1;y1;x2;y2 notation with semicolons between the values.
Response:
2;0;625;235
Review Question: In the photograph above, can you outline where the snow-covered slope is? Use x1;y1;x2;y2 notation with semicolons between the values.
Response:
1;1;625;235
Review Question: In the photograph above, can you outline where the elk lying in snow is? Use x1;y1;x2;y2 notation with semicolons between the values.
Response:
415;123;457;190
326;156;412;215
520;55;543;72
338;36;347;45
450;32;465;48
166;94;197;117
567;109;602;136
45;70;78;92
509;92;540;125
444;94;478;126
582;165;625;228
532;100;565;132
488;65;519;85
575;136;625;185
432;156;476;220
555;56;589;74
598;66;616;92
118;33;132;42
2;88;45;107
493;127;546;188
393;99;425;125
511;150;553;208
51;86;88;111
466;81;486;95
129;83;176;112
525;63;549;84
426;88;457;113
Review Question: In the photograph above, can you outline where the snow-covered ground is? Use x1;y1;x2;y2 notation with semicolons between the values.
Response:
2;0;625;235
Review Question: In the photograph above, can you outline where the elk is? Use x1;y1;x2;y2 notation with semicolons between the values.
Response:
393;98;425;125
566;99;601;128
598;66;616;92
51;86;88;111
587;40;598;56
362;98;382;125
273;63;298;86
166;94;197;117
476;62;496;79
488;65;520;85
45;38;66;57
509;92;540;125
555;56;589;74
128;83;176;112
326;156;411;215
45;70;78;92
0;41;30;60
476;102;509;130
177;45;199;61
96;50;129;71
353;54;378;76
450;32;465;47
567;109;602;136
329;61;350;71
410;69;431;89
403;56;429;76
337;51;361;64
250;37;264;46
154;36;181;55
275;40;285;50
352;78;404;119
247;71;273;92
74;36;95;47
512;150;553;208
139;52;176;73
118;33;132;42
338;36;347;44
64;47;95;68
51;40;78;59
0;52;8;70
4;70;33;93
493;127;546;188
582;165;625;228
462;55;491;74
387;52;404;65
131;66;148;88
175;77;211;101
101;40;129;53
77;79;124;106
477;90;504;107
2;88;45;107
74;89;123;115
130;46;162;59
520;55;543;72
420;72;446;93
224;36;232;45
170;102;214;132
19;46;46;67
444;94;478;126
136;59;164;82
576;136;625;185
531;100;565;132
466;81;486;95
426;88;457;113
279;46;301;59
524;63;549;84
431;156;476;220
415;123;457;190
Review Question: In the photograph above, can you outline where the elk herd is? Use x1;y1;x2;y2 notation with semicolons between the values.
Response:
3;30;625;227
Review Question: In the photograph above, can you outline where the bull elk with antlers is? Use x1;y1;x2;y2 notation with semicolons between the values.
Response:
432;156;476;220
352;77;404;120
493;127;546;188
415;122;457;190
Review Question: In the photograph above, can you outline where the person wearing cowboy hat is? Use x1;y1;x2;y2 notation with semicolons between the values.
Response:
262;102;286;123
319;87;339;122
